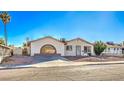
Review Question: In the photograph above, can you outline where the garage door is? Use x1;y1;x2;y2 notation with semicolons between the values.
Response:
40;44;56;54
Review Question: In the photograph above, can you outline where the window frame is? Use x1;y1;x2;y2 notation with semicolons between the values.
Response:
84;46;91;53
66;45;72;51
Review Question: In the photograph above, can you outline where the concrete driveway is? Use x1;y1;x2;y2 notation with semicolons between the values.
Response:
1;55;124;68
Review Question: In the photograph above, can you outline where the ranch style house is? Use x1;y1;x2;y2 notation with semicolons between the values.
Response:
29;36;124;56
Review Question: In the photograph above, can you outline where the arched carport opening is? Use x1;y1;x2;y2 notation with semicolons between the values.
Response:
40;44;56;54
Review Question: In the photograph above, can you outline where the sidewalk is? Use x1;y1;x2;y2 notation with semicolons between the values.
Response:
30;60;124;67
0;59;124;69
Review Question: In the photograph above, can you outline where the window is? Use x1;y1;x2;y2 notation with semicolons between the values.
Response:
84;46;91;53
66;45;72;51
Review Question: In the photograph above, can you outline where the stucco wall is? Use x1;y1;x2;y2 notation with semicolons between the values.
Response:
0;46;11;63
65;40;94;56
30;38;65;56
103;47;122;56
13;47;22;55
0;47;11;57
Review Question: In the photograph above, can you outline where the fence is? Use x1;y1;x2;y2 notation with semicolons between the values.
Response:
0;45;11;63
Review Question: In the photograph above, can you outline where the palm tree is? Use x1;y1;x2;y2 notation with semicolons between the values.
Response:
0;12;11;46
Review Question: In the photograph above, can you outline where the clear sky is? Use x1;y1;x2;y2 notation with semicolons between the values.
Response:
0;11;124;46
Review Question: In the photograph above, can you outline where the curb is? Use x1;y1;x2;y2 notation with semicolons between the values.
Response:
0;61;124;69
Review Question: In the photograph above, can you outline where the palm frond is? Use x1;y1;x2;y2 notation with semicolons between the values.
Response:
0;12;11;24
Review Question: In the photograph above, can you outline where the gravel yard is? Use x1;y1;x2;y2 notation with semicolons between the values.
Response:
65;56;124;62
2;56;124;65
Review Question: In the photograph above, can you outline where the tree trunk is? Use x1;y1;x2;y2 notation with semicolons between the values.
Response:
4;23;7;46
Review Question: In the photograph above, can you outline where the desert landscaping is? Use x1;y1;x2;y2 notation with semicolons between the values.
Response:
2;55;124;65
0;55;124;81
0;11;124;81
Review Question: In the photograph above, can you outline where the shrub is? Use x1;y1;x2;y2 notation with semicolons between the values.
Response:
94;41;107;56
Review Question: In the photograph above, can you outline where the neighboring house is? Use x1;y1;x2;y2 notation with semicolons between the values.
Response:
30;36;94;56
102;43;124;56
0;44;11;63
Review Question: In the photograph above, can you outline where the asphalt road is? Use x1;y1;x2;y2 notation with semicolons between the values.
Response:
0;63;124;81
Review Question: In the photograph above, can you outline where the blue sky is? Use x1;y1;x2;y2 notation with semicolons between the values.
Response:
0;11;124;46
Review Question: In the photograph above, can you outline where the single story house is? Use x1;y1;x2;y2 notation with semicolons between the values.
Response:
30;36;94;56
102;43;124;56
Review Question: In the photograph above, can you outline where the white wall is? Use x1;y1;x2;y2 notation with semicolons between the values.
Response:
103;47;122;56
65;40;94;56
31;37;65;56
13;47;22;55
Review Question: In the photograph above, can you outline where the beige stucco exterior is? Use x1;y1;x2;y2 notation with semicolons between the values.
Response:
65;39;94;56
30;37;65;56
30;36;94;56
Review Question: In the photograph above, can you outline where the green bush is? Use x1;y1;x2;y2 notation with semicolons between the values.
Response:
94;41;107;56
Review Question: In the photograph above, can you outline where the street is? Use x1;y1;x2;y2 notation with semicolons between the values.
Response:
0;63;124;81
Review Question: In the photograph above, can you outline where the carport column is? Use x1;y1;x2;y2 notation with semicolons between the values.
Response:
92;46;95;56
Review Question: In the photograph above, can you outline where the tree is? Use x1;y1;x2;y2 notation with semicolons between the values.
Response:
25;37;30;47
94;41;107;56
22;42;28;56
23;43;27;47
0;38;5;45
0;12;11;46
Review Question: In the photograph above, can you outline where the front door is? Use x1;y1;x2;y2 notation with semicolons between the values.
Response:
76;46;81;56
